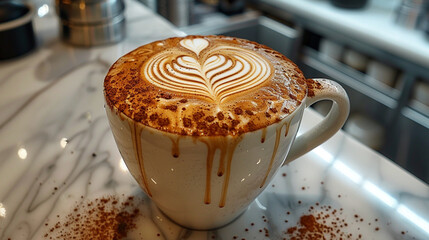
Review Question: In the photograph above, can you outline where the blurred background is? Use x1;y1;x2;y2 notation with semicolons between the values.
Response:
2;0;429;183
142;0;429;183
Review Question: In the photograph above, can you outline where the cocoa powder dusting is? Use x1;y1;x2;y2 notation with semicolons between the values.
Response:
44;196;141;240
283;203;378;240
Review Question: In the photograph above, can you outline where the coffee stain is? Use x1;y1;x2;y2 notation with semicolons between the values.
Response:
169;136;180;158
129;121;152;197
201;137;242;207
260;122;289;188
261;128;267;143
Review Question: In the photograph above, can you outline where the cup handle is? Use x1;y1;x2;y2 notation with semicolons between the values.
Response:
283;78;350;165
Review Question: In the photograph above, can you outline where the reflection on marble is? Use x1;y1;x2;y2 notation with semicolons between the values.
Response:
0;0;428;239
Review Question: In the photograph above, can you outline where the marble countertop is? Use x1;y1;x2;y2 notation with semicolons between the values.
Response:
260;0;429;69
0;0;428;239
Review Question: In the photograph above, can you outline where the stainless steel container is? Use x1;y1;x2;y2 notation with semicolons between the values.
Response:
395;0;427;29
56;0;125;46
157;0;193;27
60;14;125;47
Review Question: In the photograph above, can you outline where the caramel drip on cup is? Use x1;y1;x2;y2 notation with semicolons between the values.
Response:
169;136;180;158
261;128;267;143
129;122;152;197
201;137;242;207
260;122;290;188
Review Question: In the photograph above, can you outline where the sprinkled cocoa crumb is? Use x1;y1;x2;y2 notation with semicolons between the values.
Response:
264;228;269;237
231;119;240;128
216;112;224;120
44;195;140;239
269;107;278;113
247;121;257;131
282;108;290;114
165;105;177;111
196;121;208;131
149;113;158;121
265;112;271;118
160;93;172;99
193;111;204;121
234;108;243;115
158;118;170;126
245;110;254;115
183;117;192;127
134;111;147;122
205;116;215;122
179;99;187;103
118;104;127;112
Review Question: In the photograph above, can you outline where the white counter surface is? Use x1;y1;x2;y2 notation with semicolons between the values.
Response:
0;0;428;239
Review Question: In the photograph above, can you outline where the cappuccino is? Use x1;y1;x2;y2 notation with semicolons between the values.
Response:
104;35;307;136
104;35;349;229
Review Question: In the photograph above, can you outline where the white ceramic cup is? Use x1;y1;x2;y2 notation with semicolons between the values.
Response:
105;78;349;230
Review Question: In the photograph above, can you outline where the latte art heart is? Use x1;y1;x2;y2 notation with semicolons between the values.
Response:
143;39;273;103
180;38;209;56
